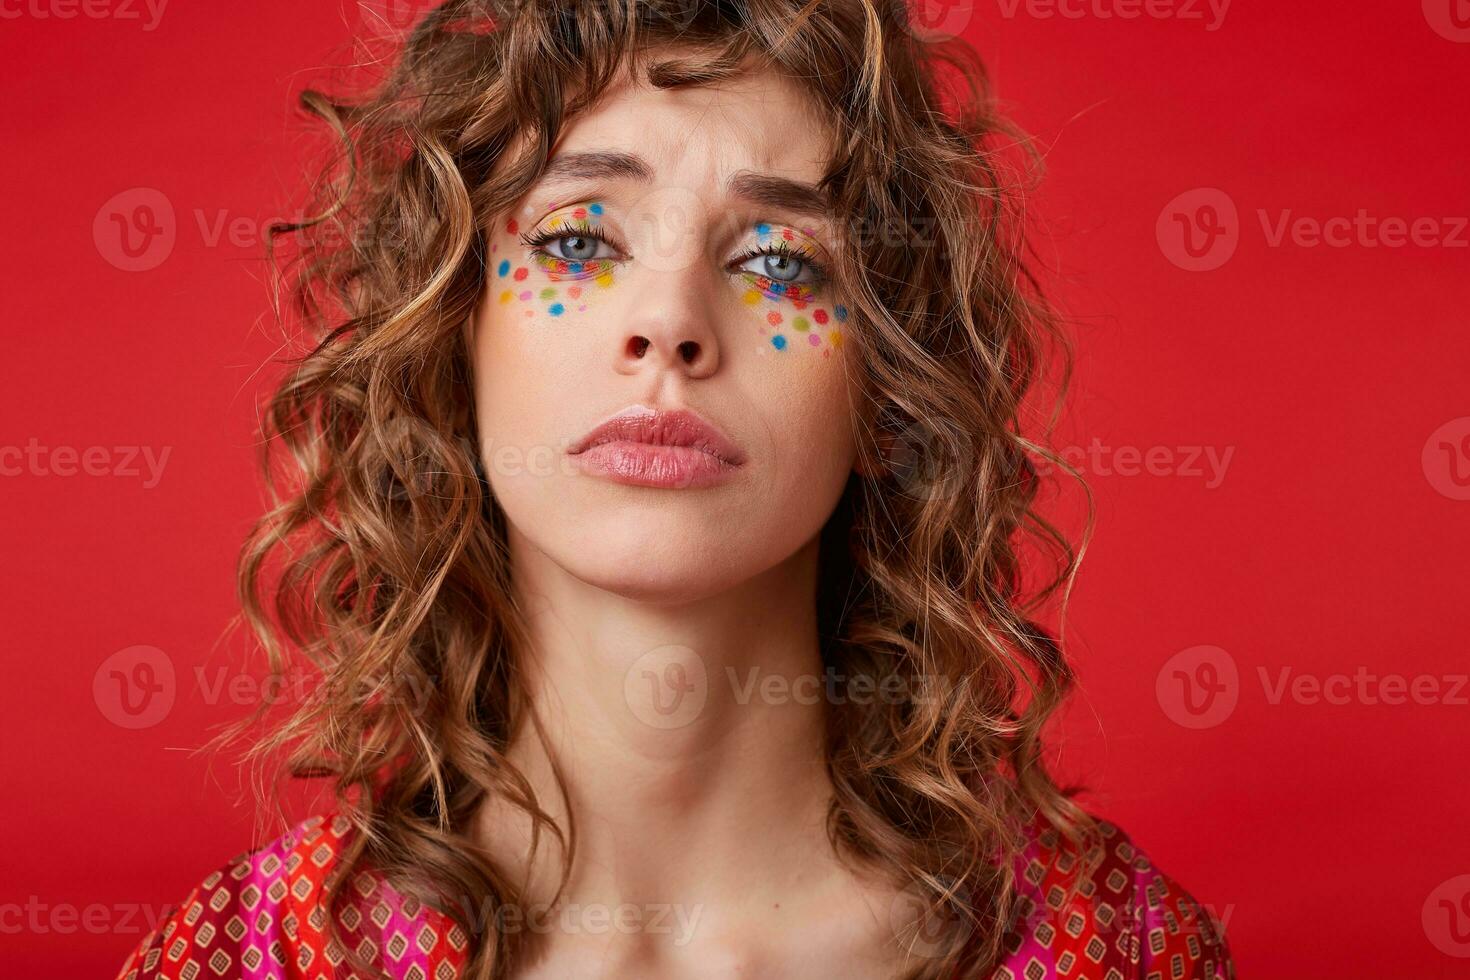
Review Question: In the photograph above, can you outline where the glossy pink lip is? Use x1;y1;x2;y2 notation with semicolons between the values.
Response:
567;406;746;489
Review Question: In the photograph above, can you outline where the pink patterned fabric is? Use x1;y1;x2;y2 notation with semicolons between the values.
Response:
116;811;1233;979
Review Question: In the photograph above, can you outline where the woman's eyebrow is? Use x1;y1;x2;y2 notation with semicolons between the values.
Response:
537;150;832;221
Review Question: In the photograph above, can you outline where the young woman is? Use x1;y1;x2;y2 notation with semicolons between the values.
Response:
117;1;1235;978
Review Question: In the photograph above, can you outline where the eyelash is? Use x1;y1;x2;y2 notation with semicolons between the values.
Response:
519;222;828;281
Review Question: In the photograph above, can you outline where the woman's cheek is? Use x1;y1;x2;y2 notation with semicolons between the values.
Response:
739;275;850;359
488;249;618;321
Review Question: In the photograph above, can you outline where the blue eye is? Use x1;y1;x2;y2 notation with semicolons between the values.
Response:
546;234;613;262
737;250;818;283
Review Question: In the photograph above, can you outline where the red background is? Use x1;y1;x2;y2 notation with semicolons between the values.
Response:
3;1;1468;975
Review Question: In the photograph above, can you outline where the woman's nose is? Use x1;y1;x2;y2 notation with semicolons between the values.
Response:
615;266;722;379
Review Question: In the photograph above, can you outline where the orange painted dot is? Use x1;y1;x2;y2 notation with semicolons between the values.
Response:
766;311;782;326
572;207;586;219
568;286;582;299
782;228;795;241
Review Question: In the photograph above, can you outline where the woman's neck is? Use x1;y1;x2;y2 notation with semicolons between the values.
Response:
475;526;846;911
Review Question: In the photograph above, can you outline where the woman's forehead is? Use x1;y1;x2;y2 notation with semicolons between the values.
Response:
554;60;836;182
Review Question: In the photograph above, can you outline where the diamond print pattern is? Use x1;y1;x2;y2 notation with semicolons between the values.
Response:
113;810;1233;979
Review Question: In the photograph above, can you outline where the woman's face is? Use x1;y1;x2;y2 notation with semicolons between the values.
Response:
467;58;861;603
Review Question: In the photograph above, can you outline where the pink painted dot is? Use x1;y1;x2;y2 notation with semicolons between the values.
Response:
577;305;587;312
766;311;782;326
513;267;528;281
518;290;532;301
814;309;829;325
808;333;821;346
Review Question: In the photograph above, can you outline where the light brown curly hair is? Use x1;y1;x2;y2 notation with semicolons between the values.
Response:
209;1;1097;977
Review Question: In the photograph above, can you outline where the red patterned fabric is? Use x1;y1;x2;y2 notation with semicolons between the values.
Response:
115;811;1233;979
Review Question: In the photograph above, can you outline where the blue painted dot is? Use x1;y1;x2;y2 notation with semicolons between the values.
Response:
769;281;786;295
755;222;771;236
771;334;787;350
497;259;510;277
834;304;848;321
548;303;565;316
588;202;603;215
568;262;583;274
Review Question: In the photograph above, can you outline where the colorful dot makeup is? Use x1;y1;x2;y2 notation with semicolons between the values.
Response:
496;201;617;318
738;223;847;358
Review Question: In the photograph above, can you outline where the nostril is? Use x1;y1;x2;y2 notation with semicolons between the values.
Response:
678;340;700;363
627;336;651;358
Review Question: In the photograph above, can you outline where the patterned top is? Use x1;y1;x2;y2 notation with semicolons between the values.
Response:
115;811;1234;979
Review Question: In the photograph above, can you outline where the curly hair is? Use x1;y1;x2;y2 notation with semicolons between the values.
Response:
209;1;1097;977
